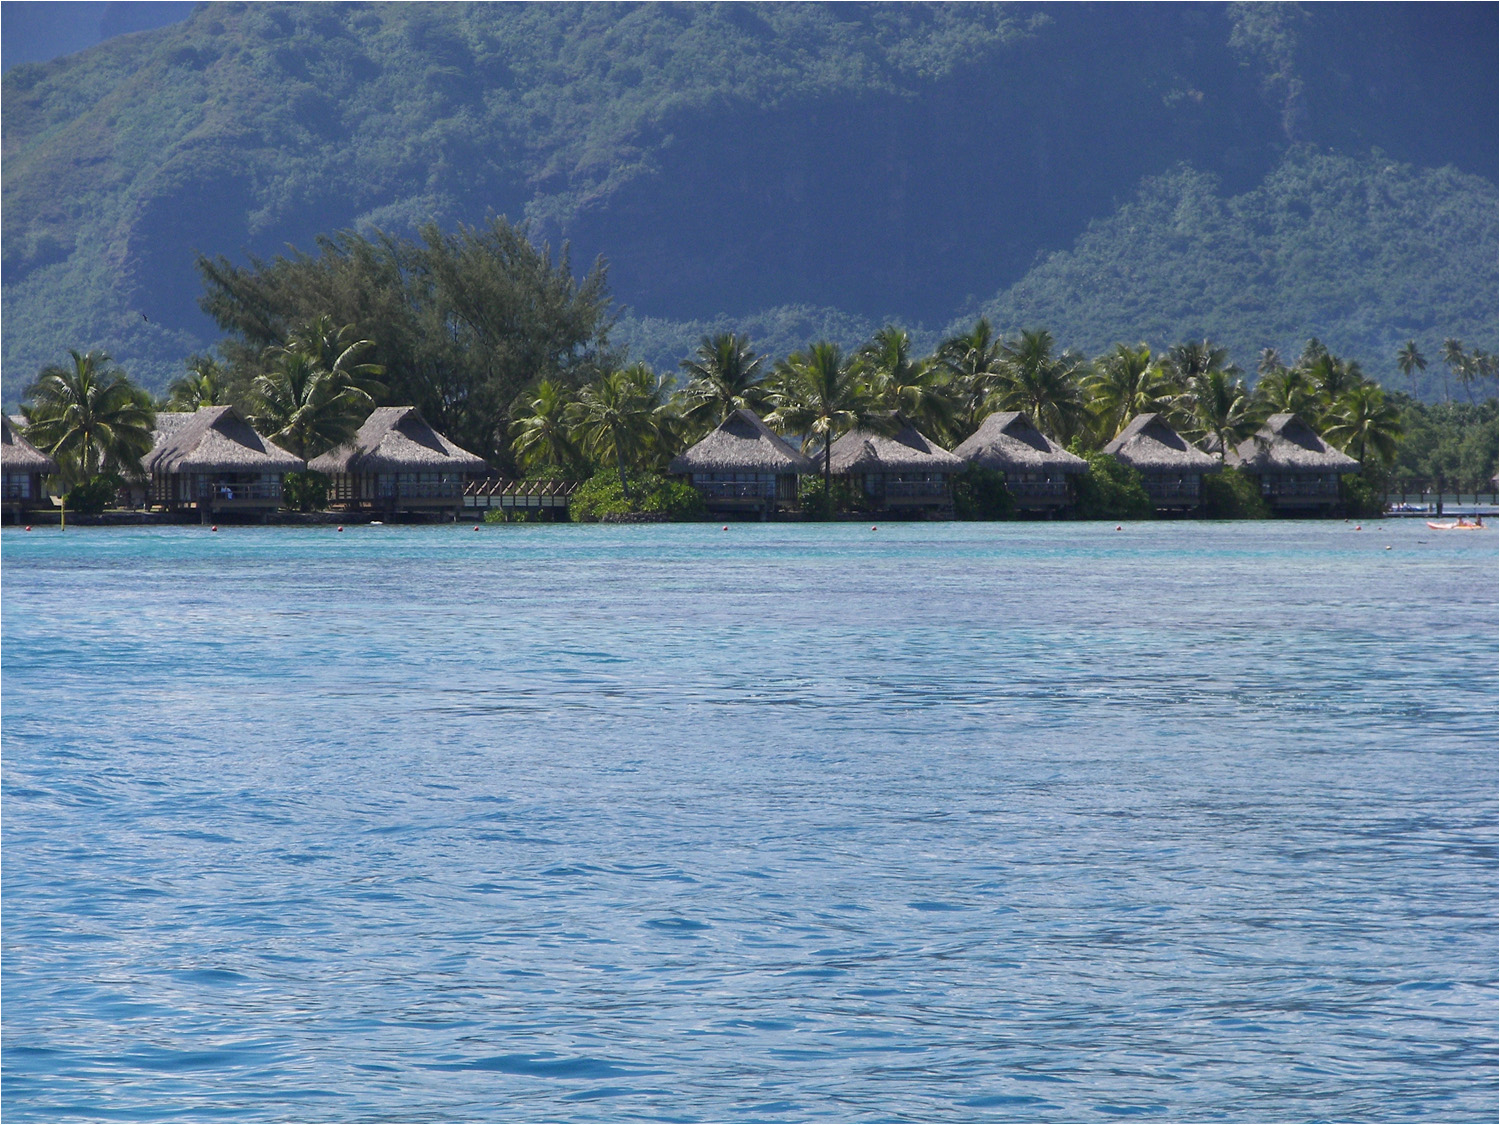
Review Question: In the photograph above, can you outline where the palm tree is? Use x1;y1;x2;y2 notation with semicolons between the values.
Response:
1301;349;1365;407
620;361;683;470
23;349;155;485
678;333;766;433
1182;367;1255;457
934;318;1005;441
1472;349;1498;400
252;350;375;459
1253;366;1320;420
568;367;662;498
278;315;386;397
167;355;228;411
991;328;1088;443
1165;340;1231;383
1324;384;1402;468
765;341;880;518
1395;340;1427;395
1440;337;1465;403
510;379;583;474
859;326;955;441
1257;347;1285;378
1085;343;1178;441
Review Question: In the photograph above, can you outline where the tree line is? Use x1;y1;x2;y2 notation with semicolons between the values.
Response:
15;215;1497;515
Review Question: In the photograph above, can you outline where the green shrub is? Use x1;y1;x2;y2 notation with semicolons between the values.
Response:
1339;470;1388;518
64;473;123;514
1070;453;1153;520
1203;466;1271;518
570;470;704;521
798;474;864;517
952;464;1015;520
282;469;329;512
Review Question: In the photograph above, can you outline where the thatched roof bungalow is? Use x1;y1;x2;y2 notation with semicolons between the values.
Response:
952;411;1087;510
822;420;963;511
668;408;813;514
308;406;488;513
1102;413;1219;512
145;406;303;513
1226;412;1358;513
2;416;57;517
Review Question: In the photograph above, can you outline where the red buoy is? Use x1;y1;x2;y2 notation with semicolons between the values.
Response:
473;525;480;531
871;526;878;531
337;526;344;532
24;525;31;531
722;525;729;531
211;525;218;532
1115;525;1123;531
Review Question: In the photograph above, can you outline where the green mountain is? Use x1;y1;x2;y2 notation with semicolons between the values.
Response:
971;149;1498;397
3;2;1496;404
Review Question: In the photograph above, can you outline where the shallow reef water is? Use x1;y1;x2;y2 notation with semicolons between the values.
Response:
2;520;1496;1121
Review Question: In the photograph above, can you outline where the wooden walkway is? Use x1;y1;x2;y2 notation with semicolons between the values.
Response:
462;478;577;512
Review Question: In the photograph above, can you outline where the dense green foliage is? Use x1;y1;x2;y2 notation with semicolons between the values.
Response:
3;3;1494;403
63;473;125;515
1203;467;1271;520
282;470;329;514
569;470;703;523
22;349;155;487
951;465;1014;522
1070;452;1154;521
1388;398;1498;494
198;219;613;465
975;151;1498;401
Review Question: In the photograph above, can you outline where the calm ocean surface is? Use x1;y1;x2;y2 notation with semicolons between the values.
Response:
2;521;1496;1122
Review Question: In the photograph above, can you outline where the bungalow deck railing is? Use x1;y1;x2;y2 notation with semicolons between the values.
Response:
1261;478;1340;497
695;481;778;500
196;481;283;501
879;481;950;500
463;478;578;509
373;481;465;499
1144;483;1202;504
1006;480;1069;499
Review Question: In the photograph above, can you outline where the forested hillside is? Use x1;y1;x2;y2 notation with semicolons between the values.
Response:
3;2;1496;403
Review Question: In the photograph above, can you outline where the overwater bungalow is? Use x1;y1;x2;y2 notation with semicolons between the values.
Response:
668;408;814;516
2;416;57;522
145;406;303;517
309;406;488;516
952;411;1087;512
1102;413;1219;513
823;419;963;513
1227;412;1359;514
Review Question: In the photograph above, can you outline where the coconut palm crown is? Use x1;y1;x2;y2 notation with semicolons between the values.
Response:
23;349;156;485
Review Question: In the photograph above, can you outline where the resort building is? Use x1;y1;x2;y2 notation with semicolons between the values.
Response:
1227;412;1360;514
1102;413;1219;513
823;419;963;514
145;406;304;517
309;406;488;517
2;416;57;521
953;411;1087;512
668;408;814;516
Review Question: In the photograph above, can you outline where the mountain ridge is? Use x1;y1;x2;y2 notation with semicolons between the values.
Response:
2;2;1495;403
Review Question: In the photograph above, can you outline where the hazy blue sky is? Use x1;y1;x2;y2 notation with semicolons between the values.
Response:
2;1;191;71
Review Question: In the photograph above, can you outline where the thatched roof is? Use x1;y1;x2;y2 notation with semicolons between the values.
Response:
1103;413;1218;472
953;411;1087;474
308;407;488;474
825;420;963;474
668;408;814;474
145;406;303;474
1227;413;1359;473
1;415;57;473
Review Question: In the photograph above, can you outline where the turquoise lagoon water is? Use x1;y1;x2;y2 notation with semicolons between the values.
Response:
2;520;1495;1122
